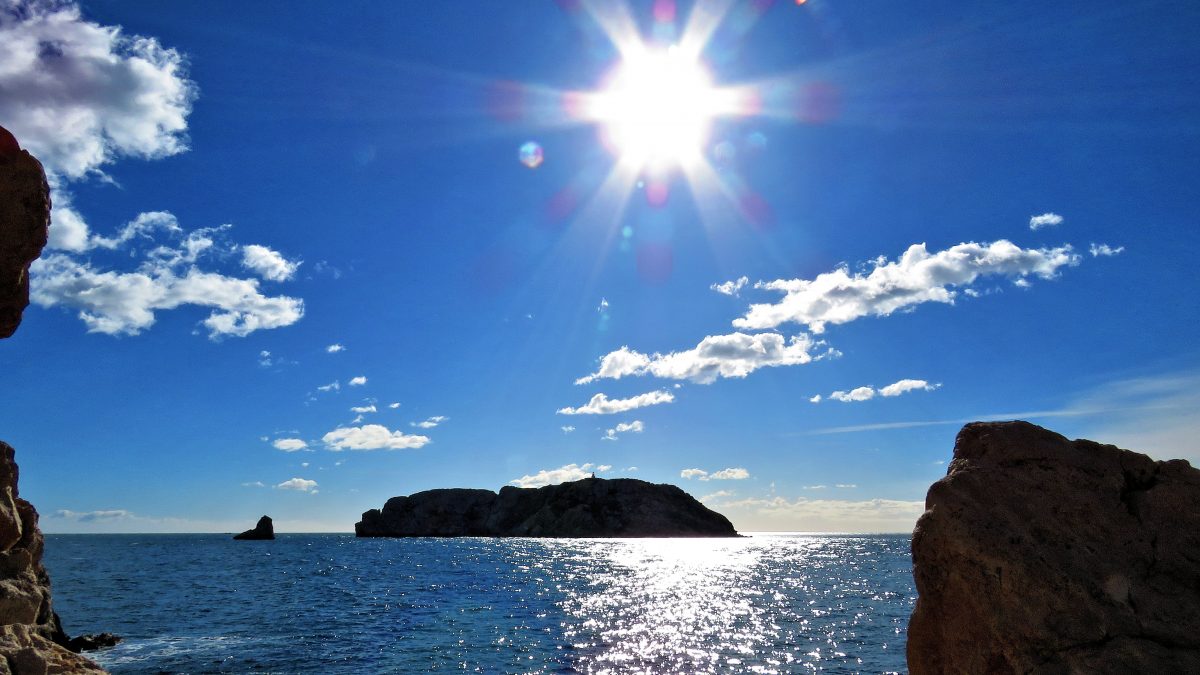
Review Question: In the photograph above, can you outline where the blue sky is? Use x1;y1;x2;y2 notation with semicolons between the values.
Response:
2;0;1197;533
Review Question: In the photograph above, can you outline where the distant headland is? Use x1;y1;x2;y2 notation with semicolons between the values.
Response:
356;476;738;538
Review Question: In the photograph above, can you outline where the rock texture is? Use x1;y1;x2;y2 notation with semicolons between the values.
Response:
65;634;120;653
0;443;104;674
0;125;51;340
908;421;1200;674
233;516;275;540
356;477;738;538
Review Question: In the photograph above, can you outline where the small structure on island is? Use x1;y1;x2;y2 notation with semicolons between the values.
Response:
233;515;275;540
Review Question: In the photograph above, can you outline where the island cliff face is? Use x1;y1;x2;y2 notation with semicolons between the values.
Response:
356;477;738;538
908;421;1200;674
0;127;106;673
233;516;275;540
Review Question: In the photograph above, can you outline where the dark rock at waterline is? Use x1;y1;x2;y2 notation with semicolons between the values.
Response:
67;633;121;653
0;125;51;339
356;477;738;538
908;421;1200;674
0;443;105;672
233;516;275;540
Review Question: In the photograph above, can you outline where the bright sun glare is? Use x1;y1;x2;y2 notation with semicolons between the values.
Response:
588;46;727;172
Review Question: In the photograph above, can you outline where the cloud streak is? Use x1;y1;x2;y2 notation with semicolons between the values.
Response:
577;332;825;385
557;390;674;415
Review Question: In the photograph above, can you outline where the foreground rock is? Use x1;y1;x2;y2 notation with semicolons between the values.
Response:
908;421;1200;674
0;443;105;673
65;633;120;653
356;477;738;537
233;516;275;540
0;125;51;340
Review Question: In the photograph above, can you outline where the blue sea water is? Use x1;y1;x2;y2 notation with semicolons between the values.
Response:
44;534;913;674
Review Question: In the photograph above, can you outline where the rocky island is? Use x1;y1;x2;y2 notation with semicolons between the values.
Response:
908;421;1200;674
233;516;275;540
356;476;738;537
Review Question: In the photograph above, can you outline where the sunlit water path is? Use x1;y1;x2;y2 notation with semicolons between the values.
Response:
45;534;912;673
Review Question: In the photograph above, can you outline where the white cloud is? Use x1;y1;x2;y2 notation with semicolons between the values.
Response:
31;241;305;338
350;404;377;414
240;481;265;488
557;390;674;415
803;485;828;490
809;394;822;404
510;462;606;488
708;495;925;533
326;343;345;353
830;386;876;403
828;379;940;403
577;332;823;385
348;376;367;386
1029;213;1064;230
322;424;430;451
711;276;749;296
388;402;401;409
680;468;708;480
603;419;645;441
300;462;309;468
700;490;734;501
241;244;300;281
317;381;339;393
561;425;575;434
50;509;132;522
835;484;857;489
734;240;1081;333
0;1;195;181
879;379;940;397
411;415;447;429
276;477;317;493
597;298;609;312
1089;243;1125;257
272;438;308;452
705;467;750;481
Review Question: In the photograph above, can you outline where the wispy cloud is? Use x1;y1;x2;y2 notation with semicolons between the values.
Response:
707;495;925;533
317;381;339;393
561;425;575;434
602;419;644;441
557;390;674;415
734;240;1081;334
680;467;750;481
51;509;133;522
272;438;308;452
711;276;749;296
411;416;448;429
241;244;300;281
510;462;607;488
577;333;826;385
1029;213;1064;230
322;424;430;451
1089;243;1125;257
276;478;318;493
350;404;377;414
326;343;346;353
823;379;941;403
348;376;367;386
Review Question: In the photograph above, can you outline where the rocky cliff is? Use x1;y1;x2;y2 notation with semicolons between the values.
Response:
233;516;275;540
908;421;1200;674
0;126;106;673
356;477;739;538
0;126;50;339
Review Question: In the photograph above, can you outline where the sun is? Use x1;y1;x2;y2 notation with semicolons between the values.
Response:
586;46;730;173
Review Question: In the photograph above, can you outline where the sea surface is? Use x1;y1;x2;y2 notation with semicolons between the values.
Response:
44;534;914;674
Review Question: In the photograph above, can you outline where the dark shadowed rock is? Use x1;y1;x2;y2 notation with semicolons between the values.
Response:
0;125;51;340
908;421;1200;674
356;477;738;538
66;633;121;653
233;516;275;540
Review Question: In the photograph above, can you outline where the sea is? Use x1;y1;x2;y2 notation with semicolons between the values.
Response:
44;534;914;674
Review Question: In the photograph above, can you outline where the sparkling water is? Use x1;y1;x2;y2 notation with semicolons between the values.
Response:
45;533;913;673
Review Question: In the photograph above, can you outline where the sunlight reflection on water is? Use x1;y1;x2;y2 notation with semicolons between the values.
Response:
47;533;911;674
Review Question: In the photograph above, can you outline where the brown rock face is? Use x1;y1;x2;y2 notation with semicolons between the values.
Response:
0;443;103;674
908;421;1200;674
0;125;51;339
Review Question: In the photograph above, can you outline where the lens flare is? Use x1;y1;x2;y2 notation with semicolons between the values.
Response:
519;141;544;169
